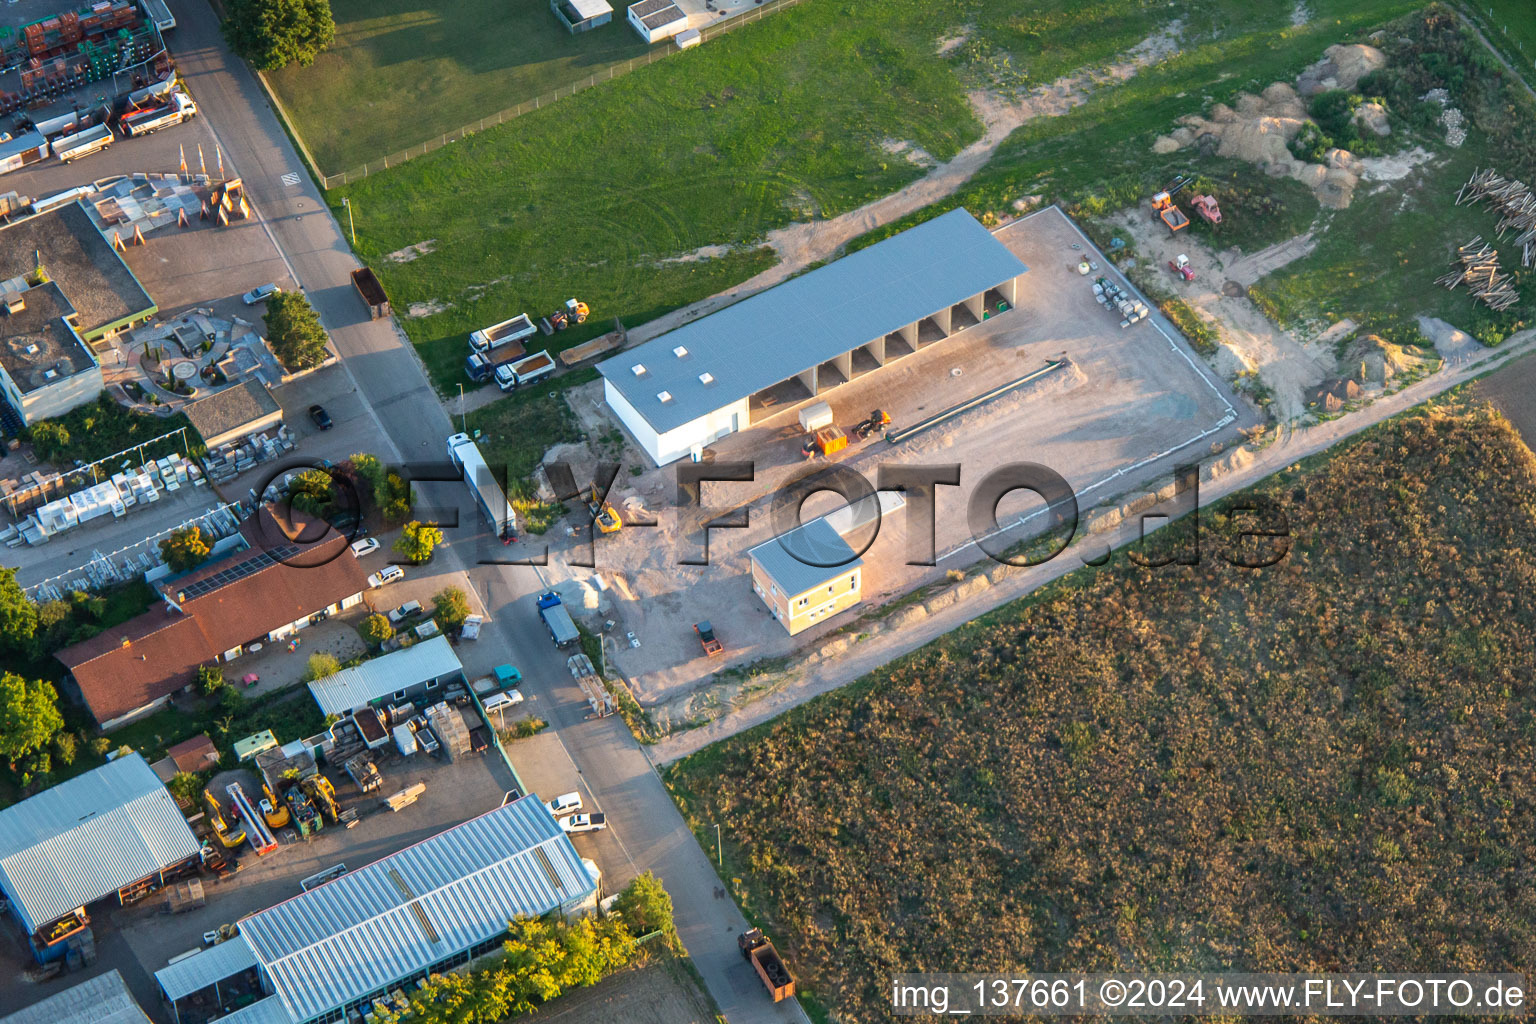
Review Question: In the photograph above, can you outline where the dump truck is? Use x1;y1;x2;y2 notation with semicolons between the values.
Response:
739;929;796;1002
695;620;723;657
494;350;556;391
351;267;390;319
1150;175;1192;233
470;313;537;354
537;591;580;648
465;347;524;382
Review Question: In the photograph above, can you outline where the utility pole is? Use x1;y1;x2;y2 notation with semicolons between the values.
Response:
458;383;467;433
341;197;356;246
715;823;722;866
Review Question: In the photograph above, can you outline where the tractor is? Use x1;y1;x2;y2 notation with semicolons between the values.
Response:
548;298;590;331
1168;254;1195;282
851;408;891;441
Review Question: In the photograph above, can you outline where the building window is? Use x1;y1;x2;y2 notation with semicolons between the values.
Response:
394;689;407;701
826;585;833;594
850;574;858;590
425;678;439;689
797;596;808;607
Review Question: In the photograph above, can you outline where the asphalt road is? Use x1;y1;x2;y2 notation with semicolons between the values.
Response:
147;6;808;1021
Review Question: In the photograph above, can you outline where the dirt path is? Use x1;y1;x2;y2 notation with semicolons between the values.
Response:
1112;211;1330;418
647;324;1536;765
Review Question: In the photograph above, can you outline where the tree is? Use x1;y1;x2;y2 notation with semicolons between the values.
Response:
0;673;63;765
303;652;340;682
348;452;388;507
167;771;203;807
394;521;442;564
433;587;471;631
0;569;38;653
262;290;330;370
359;613;393;646
223;0;335;72
382;472;413;523
28;420;70;462
610;871;679;945
197;664;226;695
52;730;77;766
289;468;336;517
161;525;212;572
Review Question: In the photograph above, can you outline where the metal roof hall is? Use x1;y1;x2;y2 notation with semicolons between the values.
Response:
236;796;595;1023
306;634;463;716
0;753;200;933
598;208;1029;435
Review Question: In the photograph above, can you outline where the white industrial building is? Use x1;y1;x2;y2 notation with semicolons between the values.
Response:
627;0;687;42
0;754;200;954
157;797;599;1024
306;635;465;716
597;208;1029;465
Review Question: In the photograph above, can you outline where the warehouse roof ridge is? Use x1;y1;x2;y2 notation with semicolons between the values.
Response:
598;208;1028;436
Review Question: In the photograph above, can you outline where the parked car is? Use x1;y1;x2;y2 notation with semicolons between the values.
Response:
386;600;422;625
545;792;582;817
367;564;404;589
482;691;524;716
308;405;333;430
558;812;607;834
242;283;280;305
350;538;379;558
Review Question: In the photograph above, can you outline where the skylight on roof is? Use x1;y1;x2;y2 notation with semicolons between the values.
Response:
631;363;647;376
657;391;673;403
699;372;715;384
673;345;689;358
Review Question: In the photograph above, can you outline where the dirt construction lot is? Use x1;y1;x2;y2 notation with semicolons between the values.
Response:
549;206;1252;705
509;954;717;1024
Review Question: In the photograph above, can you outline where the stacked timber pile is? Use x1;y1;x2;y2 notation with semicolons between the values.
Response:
1456;169;1536;267
1436;237;1520;311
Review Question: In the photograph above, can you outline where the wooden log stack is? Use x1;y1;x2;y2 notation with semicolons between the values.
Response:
1436;236;1520;311
1456;168;1536;268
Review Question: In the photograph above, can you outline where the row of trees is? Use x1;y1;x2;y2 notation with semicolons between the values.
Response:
376;873;677;1024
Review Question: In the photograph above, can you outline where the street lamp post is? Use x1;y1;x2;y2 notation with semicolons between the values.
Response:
341;197;356;246
458;383;466;433
715;823;722;866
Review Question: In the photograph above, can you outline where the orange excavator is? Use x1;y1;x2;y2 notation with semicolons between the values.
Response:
1150;174;1192;233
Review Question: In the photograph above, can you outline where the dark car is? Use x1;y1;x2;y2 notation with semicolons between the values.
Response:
308;405;333;430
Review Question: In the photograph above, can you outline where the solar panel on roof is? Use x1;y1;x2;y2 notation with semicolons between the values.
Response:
177;545;300;599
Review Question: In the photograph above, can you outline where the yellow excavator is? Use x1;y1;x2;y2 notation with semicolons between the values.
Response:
204;791;246;850
260;782;291;828
587;484;621;535
302;775;341;823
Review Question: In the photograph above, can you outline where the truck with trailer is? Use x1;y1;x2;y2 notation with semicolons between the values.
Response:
351;267;390;319
447;432;517;540
120;92;196;137
738;929;796;1002
470;313;537;354
494;350;556;391
51;124;113;163
536;592;580;648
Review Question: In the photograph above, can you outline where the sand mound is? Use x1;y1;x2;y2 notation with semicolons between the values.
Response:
1341;333;1437;384
1216;342;1256;376
1308;377;1363;412
1152;47;1389;209
1296;43;1387;96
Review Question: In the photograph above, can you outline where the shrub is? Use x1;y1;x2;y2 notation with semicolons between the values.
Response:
394;521;442;564
263;291;330;371
197;664;225;695
432;587;471;631
161;526;212;572
303;652;340;682
359;613;393;646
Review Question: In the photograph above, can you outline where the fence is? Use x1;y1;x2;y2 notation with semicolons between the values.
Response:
313;0;807;189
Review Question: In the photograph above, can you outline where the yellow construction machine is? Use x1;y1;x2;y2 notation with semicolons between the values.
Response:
204;791;247;850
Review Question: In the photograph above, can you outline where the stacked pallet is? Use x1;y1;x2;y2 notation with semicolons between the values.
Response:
1456;168;1536;268
1436;237;1520;311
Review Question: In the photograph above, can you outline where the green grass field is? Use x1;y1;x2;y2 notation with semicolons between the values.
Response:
265;0;653;172
331;0;1421;397
1474;0;1536;76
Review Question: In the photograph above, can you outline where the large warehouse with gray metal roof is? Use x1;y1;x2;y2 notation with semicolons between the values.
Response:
597;208;1028;465
0;753;200;956
159;796;599;1024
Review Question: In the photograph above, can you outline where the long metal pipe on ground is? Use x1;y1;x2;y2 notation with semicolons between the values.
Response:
883;359;1067;446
